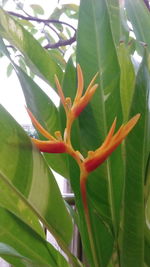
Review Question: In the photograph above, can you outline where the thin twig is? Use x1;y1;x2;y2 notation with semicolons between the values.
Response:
7;10;76;49
44;34;76;49
7;11;76;31
143;0;150;10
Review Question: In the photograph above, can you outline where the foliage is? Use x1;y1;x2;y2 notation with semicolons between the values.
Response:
0;0;149;267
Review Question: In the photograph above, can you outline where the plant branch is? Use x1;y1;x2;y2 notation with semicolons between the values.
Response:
143;0;150;10
7;11;76;49
44;34;76;49
7;11;77;31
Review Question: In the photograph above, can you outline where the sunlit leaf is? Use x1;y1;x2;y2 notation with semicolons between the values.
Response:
14;64;69;178
73;0;124;265
117;42;136;120
121;51;150;267
30;4;44;15
0;105;73;249
0;207;69;267
6;62;13;77
125;0;150;53
0;8;63;87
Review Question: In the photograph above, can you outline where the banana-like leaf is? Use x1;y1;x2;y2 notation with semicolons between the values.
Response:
0;37;69;178
121;52;150;267
14;64;69;178
74;0;124;265
125;0;150;51
0;105;73;251
145;222;150;266
106;0;129;46
117;42;136;120
0;8;63;85
0;207;69;267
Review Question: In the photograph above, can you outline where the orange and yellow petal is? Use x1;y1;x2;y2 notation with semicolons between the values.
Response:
84;114;140;173
26;108;55;141
74;64;84;103
55;74;66;108
72;84;98;117
31;138;67;153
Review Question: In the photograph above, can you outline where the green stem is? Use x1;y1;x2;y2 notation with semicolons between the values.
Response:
80;173;100;267
107;161;117;236
107;162;121;266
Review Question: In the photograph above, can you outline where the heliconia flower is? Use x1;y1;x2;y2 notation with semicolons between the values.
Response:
55;64;98;118
26;108;67;153
31;138;67;153
83;114;140;173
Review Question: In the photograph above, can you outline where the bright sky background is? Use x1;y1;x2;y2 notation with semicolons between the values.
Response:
0;0;79;125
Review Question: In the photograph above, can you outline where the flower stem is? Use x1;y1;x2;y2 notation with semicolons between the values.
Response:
80;172;100;267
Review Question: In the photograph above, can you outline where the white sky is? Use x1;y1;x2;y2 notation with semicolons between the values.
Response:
0;0;79;125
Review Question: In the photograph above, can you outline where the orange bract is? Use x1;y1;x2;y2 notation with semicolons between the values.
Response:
84;114;140;173
26;108;67;153
31;138;67;153
26;65;140;175
55;64;98;119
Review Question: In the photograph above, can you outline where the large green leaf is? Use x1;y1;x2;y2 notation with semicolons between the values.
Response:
106;0;129;46
0;207;69;267
14;64;69;178
0;36;69;178
0;105;73;252
145;222;150;266
66;0;125;265
125;0;150;52
117;42;136;120
121;52;150;267
0;8;63;85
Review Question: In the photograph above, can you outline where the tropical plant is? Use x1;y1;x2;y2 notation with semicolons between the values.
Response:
0;0;149;267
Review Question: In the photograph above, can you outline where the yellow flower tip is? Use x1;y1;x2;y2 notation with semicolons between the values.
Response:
85;72;99;95
84;113;140;173
100;117;117;149
123;113;141;137
26;108;55;141
54;131;63;141
31;138;67;153
74;64;84;102
65;97;72;110
54;74;66;107
113;113;141;143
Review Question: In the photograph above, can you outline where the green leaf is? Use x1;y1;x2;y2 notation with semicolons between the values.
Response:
145;223;150;266
106;0;129;46
18;57;28;73
125;0;150;52
117;42;136;120
30;4;44;15
6;62;14;77
121;52;150;267
0;207;69;267
48;50;66;70
0;105;73;249
0;38;69;178
69;0;125;265
13;63;69;178
0;36;11;58
144;156;150;267
0;8;63;86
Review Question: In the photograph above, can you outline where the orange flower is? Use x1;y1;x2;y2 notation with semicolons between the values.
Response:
26;108;67;153
83;114;140;173
55;64;98;119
